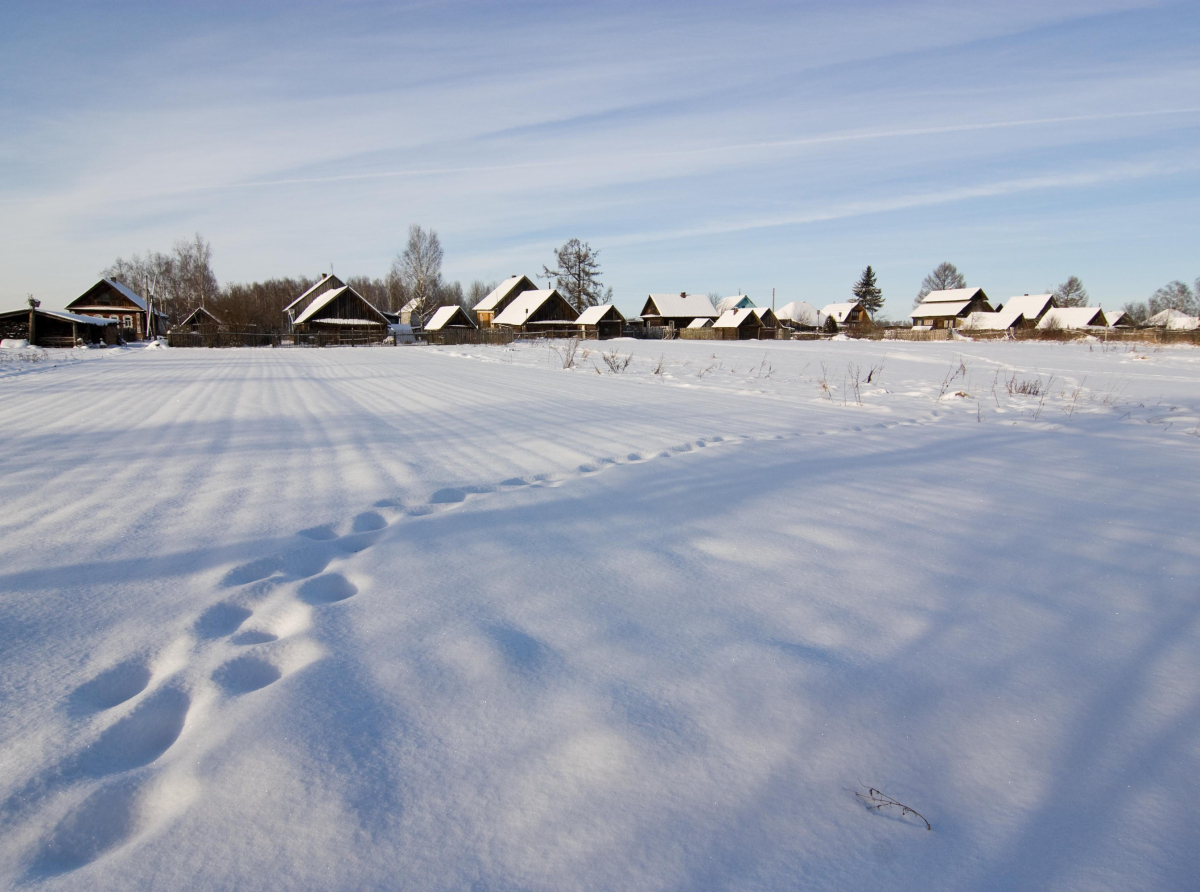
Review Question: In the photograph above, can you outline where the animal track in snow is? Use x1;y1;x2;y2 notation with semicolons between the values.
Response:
68;658;152;714
32;778;147;874
297;524;339;541
194;602;253;639
212;655;283;694
297;573;358;605
74;687;190;777
352;511;387;532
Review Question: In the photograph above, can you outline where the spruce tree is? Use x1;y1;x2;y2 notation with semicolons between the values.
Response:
852;265;883;315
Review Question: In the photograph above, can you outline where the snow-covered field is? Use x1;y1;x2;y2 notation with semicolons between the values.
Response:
1;338;1198;891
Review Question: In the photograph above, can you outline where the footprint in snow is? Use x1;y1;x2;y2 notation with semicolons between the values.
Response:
297;572;358;605
68;658;152;715
31;777;148;874
194;602;252;639
73;687;190;778
212;655;283;695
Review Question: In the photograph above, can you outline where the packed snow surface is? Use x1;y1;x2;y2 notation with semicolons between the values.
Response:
1;338;1198;891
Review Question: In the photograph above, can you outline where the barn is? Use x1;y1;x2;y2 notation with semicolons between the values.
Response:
712;308;763;340
178;306;224;331
0;307;116;347
574;304;625;339
492;290;578;334
65;279;167;341
640;293;719;330
473;275;540;328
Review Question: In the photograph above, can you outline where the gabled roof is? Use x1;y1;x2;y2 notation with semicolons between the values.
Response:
686;317;713;328
68;279;152;312
776;301;824;325
821;302;863;323
425;305;476;331
10;308;118;326
1037;307;1107;329
713;308;759;329
293;285;388;325
920;287;985;304
1104;310;1127;327
492;290;577;326
180;306;222;326
961;311;1007;330
750;307;777;324
474;275;539;312
285;274;346;314
911;300;972;319
714;295;755;313
1147;308;1199;328
575;304;623;325
643;293;718;319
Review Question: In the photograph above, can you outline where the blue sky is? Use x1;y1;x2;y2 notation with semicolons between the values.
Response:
1;0;1197;317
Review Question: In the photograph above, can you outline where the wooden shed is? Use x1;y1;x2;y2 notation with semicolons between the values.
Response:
425;305;477;331
0;307;117;347
712;308;763;340
640;293;719;330
178;306;224;331
66;279;167;341
492;289;579;334
574;304;625;339
473;275;540;328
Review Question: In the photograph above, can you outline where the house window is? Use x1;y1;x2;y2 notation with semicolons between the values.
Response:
122;315;132;327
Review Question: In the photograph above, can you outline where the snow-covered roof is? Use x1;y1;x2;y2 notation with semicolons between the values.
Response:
644;293;718;319
686;317;713;329
309;317;386;326
1147;308;1199;329
492;290;576;326
776;301;824;325
1104;310;1128;327
750;307;775;322
285;274;345;314
960;312;1006;331
475;276;537;312
714;295;755;313
911;301;972;319
181;306;222;326
821;302;862;323
713;308;758;329
425;305;476;331
40;309;117;326
575;304;621;325
1000;293;1054;322
1037;307;1107;330
920;287;984;304
293;286;386;326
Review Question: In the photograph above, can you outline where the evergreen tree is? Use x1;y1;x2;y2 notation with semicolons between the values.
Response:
852;265;883;314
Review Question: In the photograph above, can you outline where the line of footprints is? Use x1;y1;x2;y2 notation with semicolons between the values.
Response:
21;433;787;876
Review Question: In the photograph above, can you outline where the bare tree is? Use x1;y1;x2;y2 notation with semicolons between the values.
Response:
1121;301;1150;325
391;225;444;322
914;262;966;307
1148;280;1198;316
543;238;612;312
103;232;217;323
1052;275;1089;307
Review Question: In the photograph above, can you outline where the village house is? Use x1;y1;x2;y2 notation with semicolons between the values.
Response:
574;304;625;339
639;293;719;330
284;274;347;328
65;279;167;341
177;306;224;332
777;301;824;329
821;301;872;327
1104;310;1131;328
0;306;116;347
473;275;540;328
910;288;993;330
713;295;755;314
750;307;779;331
492;289;578;333
289;282;390;342
1147;308;1200;330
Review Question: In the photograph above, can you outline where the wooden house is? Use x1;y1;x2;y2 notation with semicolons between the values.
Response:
65;279;167;340
492;289;578;333
750;307;779;331
473;275;540;328
425;305;477;331
910;288;993;330
574;304;625;339
712;308;763;339
1105;310;1130;328
777;301;824;329
291;284;390;341
962;294;1056;331
821;301;871;327
640;293;719;329
284;274;347;329
0;307;116;347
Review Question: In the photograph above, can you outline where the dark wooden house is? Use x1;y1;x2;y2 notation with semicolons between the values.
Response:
492;289;579;333
425;305;477;331
291;283;389;342
473;275;540;328
712;308;764;339
284;273;347;328
65;279;167;341
640;293;719;329
178;306;224;331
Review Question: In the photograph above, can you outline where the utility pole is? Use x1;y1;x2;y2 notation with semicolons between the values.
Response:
772;287;775;313
27;295;39;345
